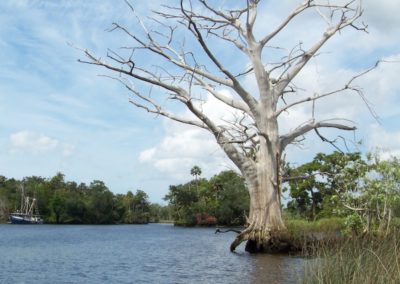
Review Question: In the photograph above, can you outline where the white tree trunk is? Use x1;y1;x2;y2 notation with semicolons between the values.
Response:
231;123;287;252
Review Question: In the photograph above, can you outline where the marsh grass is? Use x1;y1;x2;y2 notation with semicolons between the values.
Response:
285;217;345;237
302;229;400;284
281;218;345;253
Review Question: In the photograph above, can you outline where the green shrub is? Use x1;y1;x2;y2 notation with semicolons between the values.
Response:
343;213;363;236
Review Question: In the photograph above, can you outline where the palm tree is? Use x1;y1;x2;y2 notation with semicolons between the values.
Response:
190;166;202;181
190;165;202;192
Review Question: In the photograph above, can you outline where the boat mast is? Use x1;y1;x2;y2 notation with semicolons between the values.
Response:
28;198;36;215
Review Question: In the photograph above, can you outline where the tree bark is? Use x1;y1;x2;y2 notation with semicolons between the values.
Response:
230;167;287;252
230;133;288;253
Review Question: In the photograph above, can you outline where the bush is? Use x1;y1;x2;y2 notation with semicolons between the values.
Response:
343;213;363;236
196;213;217;226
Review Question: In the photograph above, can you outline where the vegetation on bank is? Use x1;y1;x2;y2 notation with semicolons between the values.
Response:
281;151;400;283
0;173;171;224
164;169;249;227
1;151;399;231
302;229;400;284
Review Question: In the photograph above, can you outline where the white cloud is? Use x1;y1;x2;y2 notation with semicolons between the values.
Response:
138;93;239;181
367;124;400;156
139;121;233;180
9;131;76;157
139;147;156;162
10;131;59;154
363;0;400;33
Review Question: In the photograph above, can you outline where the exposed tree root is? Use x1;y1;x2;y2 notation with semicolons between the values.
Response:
230;225;293;253
230;224;253;252
215;228;242;234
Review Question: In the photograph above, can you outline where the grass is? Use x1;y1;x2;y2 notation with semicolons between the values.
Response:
285;217;345;238
283;217;400;283
302;229;400;284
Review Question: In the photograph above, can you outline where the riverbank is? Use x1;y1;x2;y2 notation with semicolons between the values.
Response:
302;229;400;283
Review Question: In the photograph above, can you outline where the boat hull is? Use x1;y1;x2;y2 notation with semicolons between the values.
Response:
9;214;43;224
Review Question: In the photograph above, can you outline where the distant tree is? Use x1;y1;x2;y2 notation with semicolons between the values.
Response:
190;165;202;193
342;154;400;234
50;190;68;224
0;176;10;222
85;180;114;224
131;190;150;223
112;193;127;222
164;170;250;226
148;203;173;223
0;173;160;225
286;152;366;220
211;171;249;226
190;166;202;181
164;183;199;225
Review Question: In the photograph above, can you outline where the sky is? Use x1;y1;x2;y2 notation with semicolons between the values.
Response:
0;0;399;204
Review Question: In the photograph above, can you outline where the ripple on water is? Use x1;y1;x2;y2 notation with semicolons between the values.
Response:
0;224;305;284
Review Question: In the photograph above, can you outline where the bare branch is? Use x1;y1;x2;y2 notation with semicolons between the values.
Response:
280;120;356;150
79;50;184;95
100;74;207;129
193;74;254;118
343;203;366;212
314;129;348;153
260;0;313;47
245;0;258;43
276;3;363;94
179;0;259;116
109;23;233;88
276;59;383;118
282;171;333;182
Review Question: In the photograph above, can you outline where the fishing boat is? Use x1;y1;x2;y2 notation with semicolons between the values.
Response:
9;186;43;224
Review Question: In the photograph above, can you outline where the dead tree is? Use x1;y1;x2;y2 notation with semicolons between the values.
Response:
80;0;375;252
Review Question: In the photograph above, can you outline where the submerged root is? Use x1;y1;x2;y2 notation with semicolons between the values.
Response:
230;223;255;252
215;228;242;234
230;225;293;253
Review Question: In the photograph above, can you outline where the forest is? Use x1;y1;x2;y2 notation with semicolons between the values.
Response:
165;151;400;235
0;173;156;224
1;151;399;234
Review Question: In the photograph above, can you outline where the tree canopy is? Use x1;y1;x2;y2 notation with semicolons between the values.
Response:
0;173;153;224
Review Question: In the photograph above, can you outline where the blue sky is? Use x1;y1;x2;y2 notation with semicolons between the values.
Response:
1;0;399;203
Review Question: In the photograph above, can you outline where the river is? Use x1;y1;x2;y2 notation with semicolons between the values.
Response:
0;224;305;283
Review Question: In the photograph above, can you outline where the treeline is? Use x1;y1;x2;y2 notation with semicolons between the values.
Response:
1;151;399;232
164;170;249;226
0;169;249;227
165;152;400;233
0;173;170;224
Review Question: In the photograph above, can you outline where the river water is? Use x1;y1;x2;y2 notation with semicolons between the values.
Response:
0;224;305;283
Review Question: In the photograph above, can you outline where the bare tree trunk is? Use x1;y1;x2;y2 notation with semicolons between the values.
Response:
230;172;286;252
230;136;287;253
